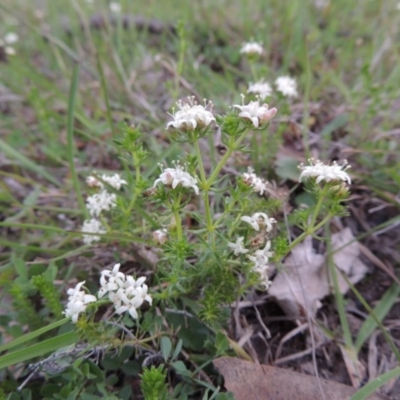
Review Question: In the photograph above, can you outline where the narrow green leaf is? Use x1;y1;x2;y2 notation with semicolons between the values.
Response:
160;336;172;362
0;138;60;187
351;367;400;400
66;63;85;212
0;318;70;353
171;339;183;361
0;331;77;369
355;282;400;352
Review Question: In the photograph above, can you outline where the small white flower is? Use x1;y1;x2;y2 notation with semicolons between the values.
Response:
86;173;127;190
101;174;127;190
86;190;117;217
4;32;18;44
241;212;277;232
86;176;101;188
129;284;153;307
81;218;106;245
153;229;168;245
242;167;268;195
228;237;249;256
314;0;330;9
115;300;139;319
247;81;272;100
166;96;215;132
63;281;97;323
4;47;16;56
275;76;298;98
249;241;273;265
153;161;199;195
124;275;147;289
98;263;126;298
299;158;351;184
240;41;263;56
114;280;152;319
109;2;121;13
233;95;277;128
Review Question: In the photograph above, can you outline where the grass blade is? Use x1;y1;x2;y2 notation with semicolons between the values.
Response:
0;331;77;369
0;318;70;353
355;282;400;352
351;367;400;400
66;63;85;212
0;139;60;187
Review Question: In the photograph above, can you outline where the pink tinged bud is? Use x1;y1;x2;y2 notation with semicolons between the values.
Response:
153;229;168;245
259;105;277;124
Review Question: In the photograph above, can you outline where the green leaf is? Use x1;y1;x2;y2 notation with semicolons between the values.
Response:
0;331;77;369
0;318;70;353
14;257;28;280
0;138;61;187
171;361;191;378
351;367;400;400
355;282;400;352
215;332;230;355
66;63;85;212
160;336;172;362
171;339;183;361
275;156;300;181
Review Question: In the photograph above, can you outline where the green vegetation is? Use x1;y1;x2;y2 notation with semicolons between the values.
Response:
0;1;399;399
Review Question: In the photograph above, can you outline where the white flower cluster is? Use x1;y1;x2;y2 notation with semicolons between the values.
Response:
86;173;127;191
227;236;274;289
247;81;272;100
63;281;97;323
81;219;106;245
1;32;18;56
247;76;298;99
166;97;215;132
241;167;268;195
98;264;152;319
86;190;117;217
153;161;199;195
299;158;351;184
240;41;263;57
241;212;277;233
81;173;127;245
275;76;298;98
228;211;277;289
63;264;152;323
233;95;277;128
109;2;121;13
227;237;249;256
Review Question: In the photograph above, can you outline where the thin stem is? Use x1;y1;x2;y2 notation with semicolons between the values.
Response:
193;140;213;235
172;194;183;241
96;52;116;138
206;129;249;186
66;63;85;212
126;155;142;214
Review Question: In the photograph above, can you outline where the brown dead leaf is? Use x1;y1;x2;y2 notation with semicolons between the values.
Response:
214;357;387;400
269;228;368;318
269;235;326;317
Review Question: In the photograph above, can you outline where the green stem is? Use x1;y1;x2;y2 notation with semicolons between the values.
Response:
288;188;330;251
309;187;327;228
96;52;116;138
172;194;183;241
193;141;213;236
212;197;238;230
126;155;142;214
206;129;249;186
66;63;85;212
